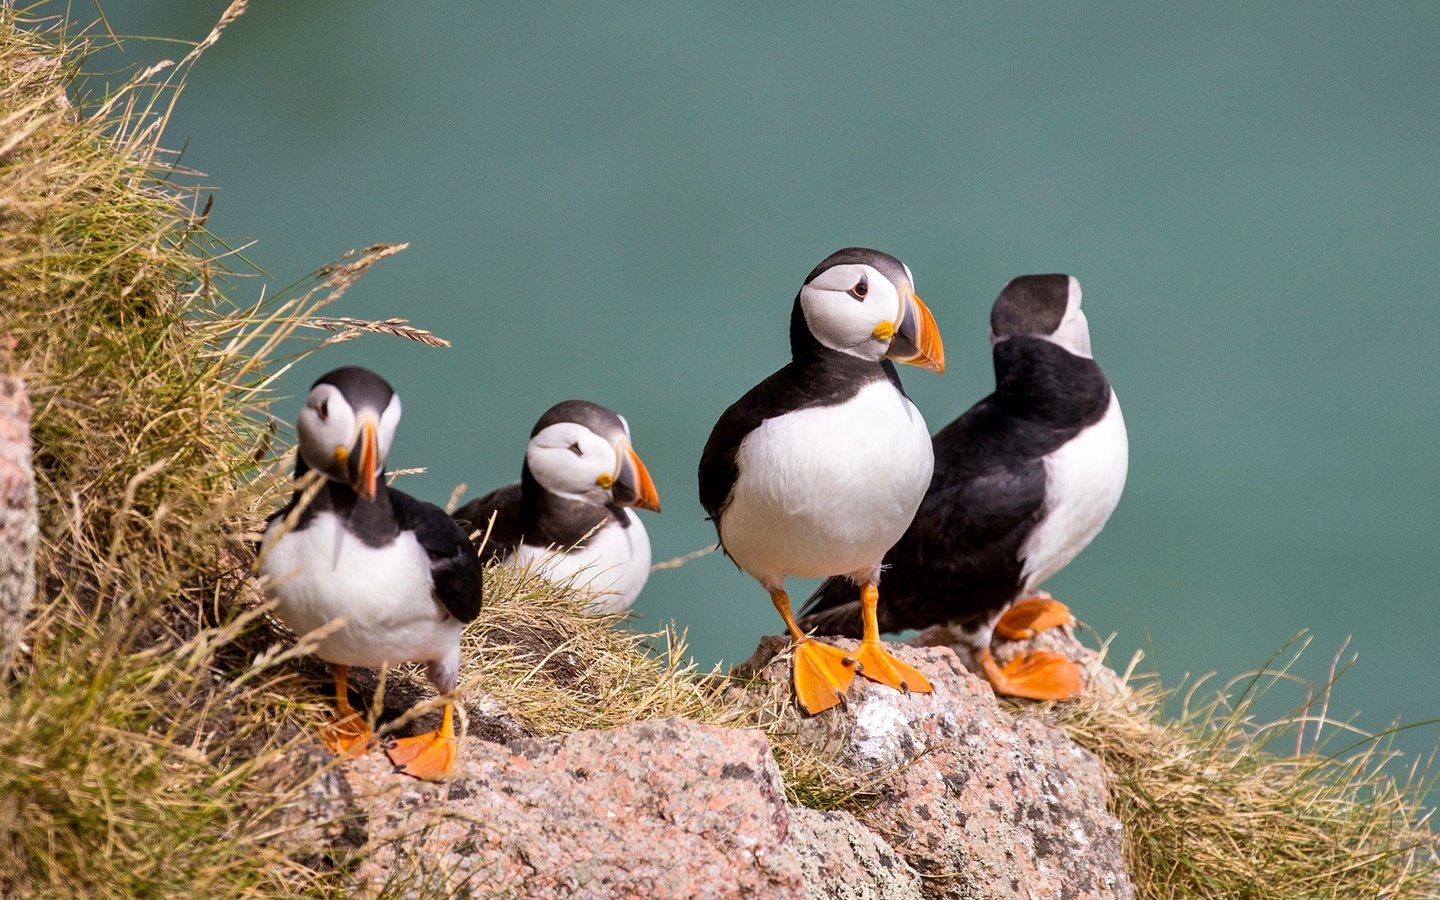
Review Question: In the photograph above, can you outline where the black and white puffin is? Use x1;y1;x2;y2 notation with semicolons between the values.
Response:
452;400;661;613
800;274;1128;700
698;247;945;714
259;366;483;780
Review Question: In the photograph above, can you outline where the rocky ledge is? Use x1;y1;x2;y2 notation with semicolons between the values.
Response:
285;636;1133;899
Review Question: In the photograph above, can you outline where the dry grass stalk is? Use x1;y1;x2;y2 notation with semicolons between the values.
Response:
1037;640;1439;899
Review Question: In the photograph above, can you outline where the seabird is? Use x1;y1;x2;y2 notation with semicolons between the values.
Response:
453;399;660;613
259;366;483;779
698;247;945;713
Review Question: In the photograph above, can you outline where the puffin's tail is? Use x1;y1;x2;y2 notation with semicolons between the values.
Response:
796;576;865;638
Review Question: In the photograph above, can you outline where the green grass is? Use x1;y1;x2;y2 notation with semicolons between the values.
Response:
1;4;1435;898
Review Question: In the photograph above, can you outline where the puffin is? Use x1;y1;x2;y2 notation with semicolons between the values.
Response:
698;247;945;714
259;366;483;780
452;400;661;613
800;274;1128;700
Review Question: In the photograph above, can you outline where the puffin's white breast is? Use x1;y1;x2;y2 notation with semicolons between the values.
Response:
1019;391;1129;590
260;511;461;668
506;510;652;614
720;379;934;583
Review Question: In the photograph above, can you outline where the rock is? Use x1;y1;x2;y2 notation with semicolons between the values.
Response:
275;637;1135;896
0;374;37;677
732;637;1133;899
340;718;809;897
787;806;925;900
269;743;369;866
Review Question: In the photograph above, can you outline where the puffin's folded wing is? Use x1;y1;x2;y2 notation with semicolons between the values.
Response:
393;491;484;624
452;483;524;563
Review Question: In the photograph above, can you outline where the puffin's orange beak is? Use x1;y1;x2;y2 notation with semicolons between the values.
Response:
886;289;945;374
609;442;661;513
347;418;379;502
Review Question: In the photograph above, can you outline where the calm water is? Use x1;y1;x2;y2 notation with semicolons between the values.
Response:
87;2;1439;763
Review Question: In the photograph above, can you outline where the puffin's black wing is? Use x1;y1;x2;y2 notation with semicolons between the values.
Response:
452;483;525;563
391;489;484;624
799;395;1049;636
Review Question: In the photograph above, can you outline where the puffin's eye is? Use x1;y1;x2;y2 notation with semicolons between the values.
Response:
848;277;868;301
316;400;329;421
568;442;583;457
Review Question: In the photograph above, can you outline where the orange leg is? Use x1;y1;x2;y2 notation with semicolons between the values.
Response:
321;664;374;756
850;583;933;694
384;700;458;781
993;594;1076;641
772;588;856;714
978;647;1083;701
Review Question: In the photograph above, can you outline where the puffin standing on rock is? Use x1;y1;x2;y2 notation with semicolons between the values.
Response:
259;366;483;780
453;400;661;613
800;275;1127;700
699;247;945;714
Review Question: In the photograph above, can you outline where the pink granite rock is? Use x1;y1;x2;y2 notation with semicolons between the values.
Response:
279;638;1133;897
343;719;807;897
787;806;925;899
732;637;1133;899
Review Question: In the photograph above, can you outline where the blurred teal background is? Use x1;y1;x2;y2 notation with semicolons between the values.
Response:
85;3;1437;760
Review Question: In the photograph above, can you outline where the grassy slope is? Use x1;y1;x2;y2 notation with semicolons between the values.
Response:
0;7;1434;898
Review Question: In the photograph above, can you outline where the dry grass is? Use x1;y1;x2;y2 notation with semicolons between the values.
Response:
0;5;407;895
1040;640;1439;899
1;4;1435;898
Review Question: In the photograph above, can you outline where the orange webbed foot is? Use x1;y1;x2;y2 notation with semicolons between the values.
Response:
993;595;1076;641
979;647;1083;701
321;711;374;757
385;701;459;780
790;638;858;714
385;729;458;780
850;640;934;695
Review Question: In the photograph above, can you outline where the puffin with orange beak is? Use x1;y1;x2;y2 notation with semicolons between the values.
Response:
259;366;482;780
453;400;662;613
801;274;1127;701
698;247;945;714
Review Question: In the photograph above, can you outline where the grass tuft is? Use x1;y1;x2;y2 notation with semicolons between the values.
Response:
0;6;403;895
1038;640;1439;899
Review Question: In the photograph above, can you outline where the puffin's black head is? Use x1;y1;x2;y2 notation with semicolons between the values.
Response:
789;247;945;373
296;366;401;501
525;400;660;513
990;274;1092;357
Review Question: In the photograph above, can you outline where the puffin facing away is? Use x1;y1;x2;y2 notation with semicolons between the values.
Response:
452;400;660;613
800;275;1128;700
259;366;483;779
699;247;945;714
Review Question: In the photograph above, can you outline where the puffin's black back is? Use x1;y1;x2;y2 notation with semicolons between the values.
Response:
799;336;1111;635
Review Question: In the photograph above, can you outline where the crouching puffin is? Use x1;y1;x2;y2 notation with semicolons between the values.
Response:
698;247;945;714
452;400;661;613
800;274;1128;700
259;366;483;779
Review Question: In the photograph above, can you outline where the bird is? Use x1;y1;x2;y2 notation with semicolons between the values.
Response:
259;366;483;780
799;274;1127;700
452;400;661;613
698;247;945;714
